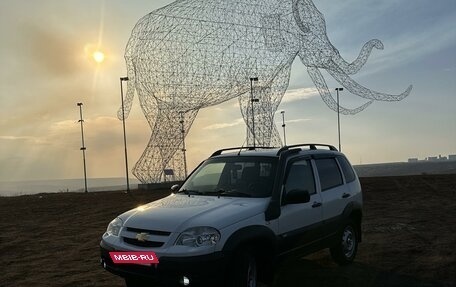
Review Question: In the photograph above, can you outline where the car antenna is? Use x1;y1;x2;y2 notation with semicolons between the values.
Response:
237;139;247;156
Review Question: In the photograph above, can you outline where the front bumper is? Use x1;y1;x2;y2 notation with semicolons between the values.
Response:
100;240;227;286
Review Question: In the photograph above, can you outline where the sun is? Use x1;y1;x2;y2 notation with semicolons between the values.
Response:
92;50;105;63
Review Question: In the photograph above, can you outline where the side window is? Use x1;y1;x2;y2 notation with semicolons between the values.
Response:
315;158;343;191
337;156;356;183
284;160;316;195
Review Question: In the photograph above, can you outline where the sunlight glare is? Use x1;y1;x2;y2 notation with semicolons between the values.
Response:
92;51;105;63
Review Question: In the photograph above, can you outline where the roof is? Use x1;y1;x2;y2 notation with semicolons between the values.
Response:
210;144;341;158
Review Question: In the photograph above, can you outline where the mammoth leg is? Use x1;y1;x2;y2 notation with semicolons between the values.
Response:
307;66;373;115
239;66;291;147
117;55;137;121
133;107;199;183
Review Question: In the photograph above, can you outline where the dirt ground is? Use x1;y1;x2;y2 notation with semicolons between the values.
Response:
0;174;455;287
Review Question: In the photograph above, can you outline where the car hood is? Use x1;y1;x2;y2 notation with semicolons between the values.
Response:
119;194;270;232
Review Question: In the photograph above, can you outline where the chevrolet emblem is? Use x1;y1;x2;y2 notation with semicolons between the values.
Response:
136;232;149;242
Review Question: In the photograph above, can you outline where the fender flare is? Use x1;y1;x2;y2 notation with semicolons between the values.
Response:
341;201;363;242
222;225;277;254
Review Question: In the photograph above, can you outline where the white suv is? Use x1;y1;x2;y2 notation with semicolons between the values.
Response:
100;144;363;287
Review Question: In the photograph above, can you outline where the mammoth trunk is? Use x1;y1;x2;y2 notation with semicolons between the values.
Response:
331;39;384;75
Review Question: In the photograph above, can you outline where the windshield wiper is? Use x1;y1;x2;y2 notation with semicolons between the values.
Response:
218;190;251;198
179;189;203;196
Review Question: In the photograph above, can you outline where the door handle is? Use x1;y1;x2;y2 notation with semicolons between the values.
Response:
342;193;351;199
312;202;322;208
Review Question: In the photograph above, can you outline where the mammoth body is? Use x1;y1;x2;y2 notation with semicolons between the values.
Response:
120;0;412;183
125;0;295;108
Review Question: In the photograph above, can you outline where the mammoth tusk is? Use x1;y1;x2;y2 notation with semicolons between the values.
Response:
307;67;373;115
332;39;384;75
326;62;413;101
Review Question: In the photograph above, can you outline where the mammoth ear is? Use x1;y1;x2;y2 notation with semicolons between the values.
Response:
260;14;285;51
292;0;324;34
292;0;309;33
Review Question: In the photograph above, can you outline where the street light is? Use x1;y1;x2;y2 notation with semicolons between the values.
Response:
335;87;344;152
249;77;259;148
179;112;188;178
120;77;130;193
280;110;287;146
77;102;88;193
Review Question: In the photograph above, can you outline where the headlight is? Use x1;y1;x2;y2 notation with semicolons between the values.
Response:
175;227;220;247
106;217;123;236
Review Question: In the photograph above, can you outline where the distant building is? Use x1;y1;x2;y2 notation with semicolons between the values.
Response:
408;154;455;162
438;155;448;161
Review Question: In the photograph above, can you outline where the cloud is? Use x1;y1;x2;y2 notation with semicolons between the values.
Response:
0;135;48;145
20;23;84;78
274;117;311;125
369;20;455;74
281;88;319;103
286;118;312;124
203;118;245;130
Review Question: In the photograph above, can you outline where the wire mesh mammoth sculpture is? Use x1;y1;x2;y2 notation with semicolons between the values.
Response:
118;0;412;183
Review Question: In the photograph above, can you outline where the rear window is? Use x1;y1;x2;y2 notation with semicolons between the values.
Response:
337;156;356;183
315;158;343;191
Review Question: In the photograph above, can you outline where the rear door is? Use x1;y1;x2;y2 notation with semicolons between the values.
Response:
278;158;323;253
313;157;349;236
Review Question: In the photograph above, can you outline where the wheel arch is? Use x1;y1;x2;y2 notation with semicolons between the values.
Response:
342;202;363;242
222;225;277;283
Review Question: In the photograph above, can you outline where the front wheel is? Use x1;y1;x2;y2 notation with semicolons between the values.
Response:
330;222;358;265
229;249;258;287
125;277;149;287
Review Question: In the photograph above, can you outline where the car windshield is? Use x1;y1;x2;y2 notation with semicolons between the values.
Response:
179;156;278;198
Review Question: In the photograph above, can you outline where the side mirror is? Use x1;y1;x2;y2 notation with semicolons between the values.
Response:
285;189;310;204
170;184;180;192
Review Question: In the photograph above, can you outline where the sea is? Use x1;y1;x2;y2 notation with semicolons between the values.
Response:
0;178;141;197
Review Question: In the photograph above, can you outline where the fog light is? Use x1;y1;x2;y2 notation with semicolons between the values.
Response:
180;276;190;286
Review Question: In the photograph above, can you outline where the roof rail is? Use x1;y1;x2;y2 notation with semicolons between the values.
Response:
276;143;338;156
210;146;277;157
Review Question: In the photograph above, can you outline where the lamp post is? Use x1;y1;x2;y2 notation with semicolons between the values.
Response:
249;77;259;148
77;102;88;193
120;77;130;193
179;112;188;178
335;87;343;152
281;110;287;146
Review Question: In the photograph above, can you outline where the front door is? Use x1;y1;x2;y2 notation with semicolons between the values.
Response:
278;159;323;254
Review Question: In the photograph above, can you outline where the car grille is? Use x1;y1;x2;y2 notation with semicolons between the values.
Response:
126;227;171;236
123;237;164;247
122;227;171;248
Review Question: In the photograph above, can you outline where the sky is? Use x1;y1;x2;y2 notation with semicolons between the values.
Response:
0;0;455;182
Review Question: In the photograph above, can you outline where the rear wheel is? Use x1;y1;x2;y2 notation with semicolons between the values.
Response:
330;221;358;265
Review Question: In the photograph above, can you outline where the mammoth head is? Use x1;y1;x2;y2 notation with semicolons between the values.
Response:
287;0;412;114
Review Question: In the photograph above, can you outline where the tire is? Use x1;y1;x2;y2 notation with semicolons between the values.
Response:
229;249;258;287
125;277;150;287
330;221;358;265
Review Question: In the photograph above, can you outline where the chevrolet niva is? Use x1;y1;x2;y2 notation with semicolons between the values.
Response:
100;144;363;287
